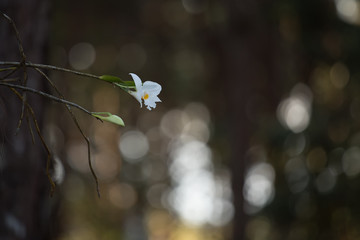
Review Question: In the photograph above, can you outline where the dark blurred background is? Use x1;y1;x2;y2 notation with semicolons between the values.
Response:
3;0;360;239
45;0;360;239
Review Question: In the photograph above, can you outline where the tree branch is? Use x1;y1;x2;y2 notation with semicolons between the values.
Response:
0;82;93;115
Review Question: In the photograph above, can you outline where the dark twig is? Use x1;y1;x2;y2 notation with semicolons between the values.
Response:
0;61;101;81
26;111;36;144
0;82;93;115
1;13;26;60
35;68;100;197
1;13;29;133
0;13;104;197
0;66;19;80
10;88;56;196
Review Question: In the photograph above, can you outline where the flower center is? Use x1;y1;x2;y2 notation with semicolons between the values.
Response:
142;93;149;100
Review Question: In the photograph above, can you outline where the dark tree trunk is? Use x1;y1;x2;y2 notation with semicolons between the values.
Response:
221;1;282;239
0;1;55;239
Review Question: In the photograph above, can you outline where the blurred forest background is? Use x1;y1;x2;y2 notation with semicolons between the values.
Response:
3;0;360;239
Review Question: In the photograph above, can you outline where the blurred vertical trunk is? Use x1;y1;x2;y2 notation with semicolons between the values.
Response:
222;1;280;239
0;0;55;239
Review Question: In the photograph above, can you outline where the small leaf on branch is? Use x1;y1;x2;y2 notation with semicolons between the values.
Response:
91;112;125;126
99;75;123;82
99;75;135;89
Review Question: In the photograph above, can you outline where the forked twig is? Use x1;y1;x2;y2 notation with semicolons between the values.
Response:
35;68;100;197
10;88;56;196
0;61;101;81
0;82;93;115
1;13;29;133
0;13;135;198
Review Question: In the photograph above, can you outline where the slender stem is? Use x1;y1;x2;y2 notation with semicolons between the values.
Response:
1;13;26;60
1;13;29;132
0;82;92;115
34;67;101;197
10;88;56;196
0;61;101;80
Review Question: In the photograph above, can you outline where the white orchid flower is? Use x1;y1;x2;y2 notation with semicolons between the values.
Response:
129;73;162;110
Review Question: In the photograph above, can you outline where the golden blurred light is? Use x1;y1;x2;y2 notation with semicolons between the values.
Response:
243;163;275;213
182;119;210;142
160;103;211;142
311;65;345;109
182;103;211;142
108;182;137;209
118;43;147;72
334;0;360;25
342;147;360;177
162;105;232;226
285;157;309;193
146;210;174;240
184;102;211;125
245;216;271;240
306;147;327;173
169;140;212;182
68;42;96;70
168;140;233;226
277;83;312;133
330;62;350;89
169;169;215;225
160;109;189;139
118;130;149;162
170;224;224;240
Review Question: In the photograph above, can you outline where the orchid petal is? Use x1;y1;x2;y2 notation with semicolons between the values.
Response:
127;73;162;110
129;73;142;90
143;81;162;95
129;73;143;106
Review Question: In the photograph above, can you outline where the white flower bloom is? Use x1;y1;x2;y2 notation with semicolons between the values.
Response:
129;73;162;110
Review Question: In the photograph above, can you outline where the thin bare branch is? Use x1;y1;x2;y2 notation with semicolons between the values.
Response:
34;67;100;197
1;13;26;60
10;88;56;196
0;61;101;81
0;82;93;115
1;13;30;132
